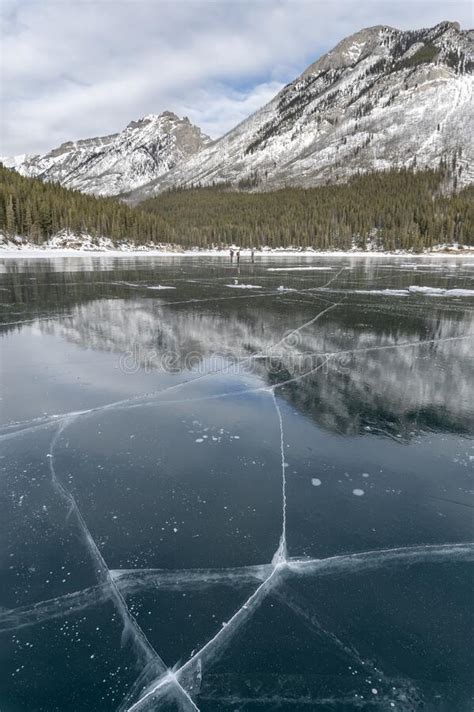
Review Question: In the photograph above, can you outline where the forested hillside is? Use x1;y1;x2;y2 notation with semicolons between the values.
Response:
0;164;169;244
1;163;473;251
142;169;474;251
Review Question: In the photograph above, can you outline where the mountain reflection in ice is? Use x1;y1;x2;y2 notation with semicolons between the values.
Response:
0;255;473;712
36;293;474;437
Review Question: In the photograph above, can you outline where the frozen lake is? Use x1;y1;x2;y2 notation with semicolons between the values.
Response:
0;254;473;711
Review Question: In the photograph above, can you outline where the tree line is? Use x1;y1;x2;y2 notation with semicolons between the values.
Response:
143;167;474;251
1;163;472;251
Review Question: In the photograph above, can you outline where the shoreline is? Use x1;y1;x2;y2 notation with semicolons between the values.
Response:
1;247;473;260
1;231;472;260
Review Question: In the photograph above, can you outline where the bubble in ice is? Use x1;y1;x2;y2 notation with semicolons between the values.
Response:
362;472;370;478
352;489;365;496
311;478;322;486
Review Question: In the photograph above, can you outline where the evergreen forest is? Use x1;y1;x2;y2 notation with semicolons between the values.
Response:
1;163;472;252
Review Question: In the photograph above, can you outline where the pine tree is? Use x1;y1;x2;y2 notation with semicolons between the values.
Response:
5;194;16;236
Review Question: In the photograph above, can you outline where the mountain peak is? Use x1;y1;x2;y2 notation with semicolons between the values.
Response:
2;112;210;196
126;111;181;130
433;20;461;32
128;19;473;200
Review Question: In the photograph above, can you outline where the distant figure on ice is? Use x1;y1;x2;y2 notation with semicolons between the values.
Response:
251;248;255;263
236;249;240;265
230;248;234;263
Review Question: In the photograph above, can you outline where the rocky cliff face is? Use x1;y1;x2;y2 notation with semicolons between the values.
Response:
129;21;473;200
1;112;211;197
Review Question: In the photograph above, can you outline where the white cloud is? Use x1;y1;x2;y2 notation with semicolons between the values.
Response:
178;81;285;139
0;0;472;155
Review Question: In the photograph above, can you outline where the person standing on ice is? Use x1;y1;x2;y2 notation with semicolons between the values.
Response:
251;248;255;263
230;248;234;263
236;249;240;265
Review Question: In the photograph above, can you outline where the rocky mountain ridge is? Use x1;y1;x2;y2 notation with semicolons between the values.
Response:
1;112;211;197
129;20;473;200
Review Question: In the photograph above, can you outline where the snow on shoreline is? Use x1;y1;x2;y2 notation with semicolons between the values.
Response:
2;248;473;260
0;232;473;259
2;245;474;260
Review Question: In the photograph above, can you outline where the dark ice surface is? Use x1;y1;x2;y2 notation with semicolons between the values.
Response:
0;253;473;711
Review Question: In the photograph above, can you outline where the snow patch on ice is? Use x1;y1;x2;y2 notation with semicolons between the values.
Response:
321;286;474;298
225;283;262;289
268;267;333;272
147;285;176;290
408;286;474;296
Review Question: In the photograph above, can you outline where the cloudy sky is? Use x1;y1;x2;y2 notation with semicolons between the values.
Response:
1;0;472;156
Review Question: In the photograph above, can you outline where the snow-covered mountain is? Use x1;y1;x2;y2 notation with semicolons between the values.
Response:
129;21;473;201
3;21;472;200
1;112;211;197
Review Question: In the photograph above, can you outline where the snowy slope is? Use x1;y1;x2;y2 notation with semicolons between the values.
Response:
1;112;211;197
130;21;473;200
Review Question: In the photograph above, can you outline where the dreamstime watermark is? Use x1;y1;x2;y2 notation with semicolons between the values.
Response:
117;330;353;378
